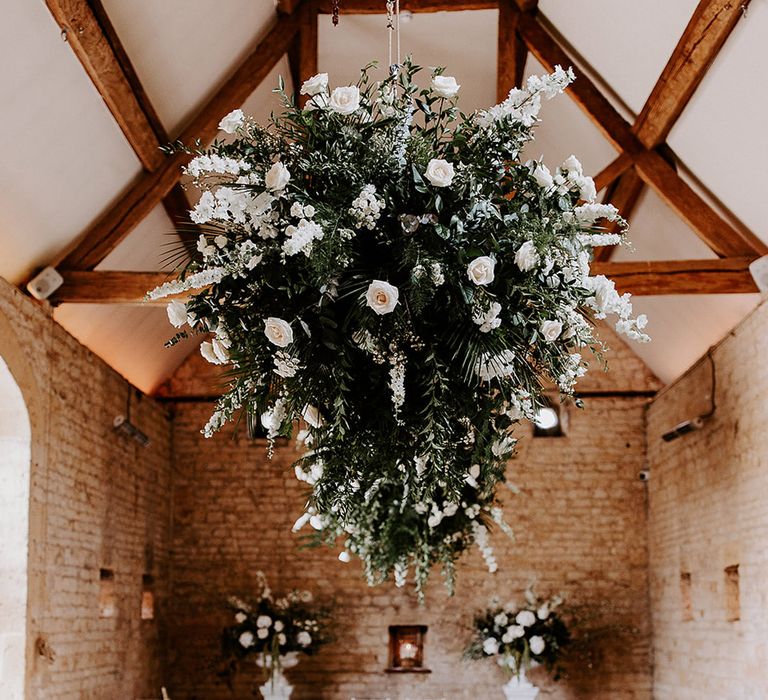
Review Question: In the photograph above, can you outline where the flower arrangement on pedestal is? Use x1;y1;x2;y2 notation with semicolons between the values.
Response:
153;58;648;596
464;589;569;697
221;573;329;698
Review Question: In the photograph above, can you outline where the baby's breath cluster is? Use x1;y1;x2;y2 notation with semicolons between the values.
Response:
153;59;648;598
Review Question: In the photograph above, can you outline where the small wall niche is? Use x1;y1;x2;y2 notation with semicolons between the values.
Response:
99;568;116;618
724;564;740;622
680;572;693;622
141;574;155;621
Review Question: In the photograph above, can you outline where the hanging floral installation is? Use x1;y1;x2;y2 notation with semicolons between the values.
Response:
152;58;648;596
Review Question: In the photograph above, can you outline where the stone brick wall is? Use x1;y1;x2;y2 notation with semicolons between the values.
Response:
167;390;653;700
647;300;768;699
0;278;173;699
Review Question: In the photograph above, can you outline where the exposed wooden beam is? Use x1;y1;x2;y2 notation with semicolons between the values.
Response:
54;9;303;272
54;271;173;304
288;1;319;107
591;258;758;295
497;1;534;101
514;8;766;259
54;259;758;304
634;0;751;149
593;153;633;193
317;0;498;12
45;0;163;171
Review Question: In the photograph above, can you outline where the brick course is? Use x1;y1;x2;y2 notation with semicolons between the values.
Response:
647;300;768;699
0;278;172;699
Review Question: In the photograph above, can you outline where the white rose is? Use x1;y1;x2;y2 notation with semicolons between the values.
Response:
256;615;272;628
166;300;187;328
264;317;294;347
515;610;537;627
425;158;455;187
302;404;324;428
235;612;247;624
540;320;563;342
529;635;546;655
297;631;312;647
431;75;460;98
482;637;500;655
238;631;255;648
218;109;244;134
514;241;540;272
365;280;399;315
532;163;553;190
300;73;328;96
328;85;361;115
467;256;495;286
200;341;224;365
265;161;291;191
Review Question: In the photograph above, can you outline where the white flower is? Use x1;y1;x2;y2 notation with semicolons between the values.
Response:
190;191;215;224
467;256;495;286
365;280;399;315
166;300;187;328
257;628;269;640
540;319;563;342
529;635;546;655
515;610;536;627
504;625;525;641
256;615;272;628
514;241;540;272
238;631;255;647
532;163;553;190
264;317;294;347
200;341;225;365
302;404;324;428
473;301;502;333
425;158;455;187
218;109;244;133
338;551;351;563
482;637;500;655
297;631;312;647
235;612;247;624
277;633;287;645
300;73;328;96
537;604;550;620
265;162;291;191
329;85;361;115
492;436;516;457
494;612;509;627
431;75;460;98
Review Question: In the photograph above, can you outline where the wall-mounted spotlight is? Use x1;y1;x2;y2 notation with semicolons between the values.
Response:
113;414;151;448
661;416;707;443
749;254;768;293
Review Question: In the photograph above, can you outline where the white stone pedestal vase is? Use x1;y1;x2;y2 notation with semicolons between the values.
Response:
498;657;539;700
256;652;300;700
501;668;539;700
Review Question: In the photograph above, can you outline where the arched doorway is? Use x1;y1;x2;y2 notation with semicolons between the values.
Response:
0;355;31;699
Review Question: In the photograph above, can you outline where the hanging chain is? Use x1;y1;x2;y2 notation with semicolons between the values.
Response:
386;0;401;76
331;0;340;26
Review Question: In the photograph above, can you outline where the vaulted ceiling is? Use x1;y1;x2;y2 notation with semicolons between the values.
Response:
2;0;765;391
